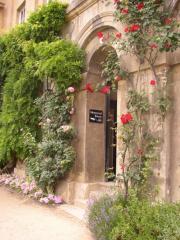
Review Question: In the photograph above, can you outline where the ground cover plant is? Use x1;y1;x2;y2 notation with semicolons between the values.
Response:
88;193;180;240
0;173;63;204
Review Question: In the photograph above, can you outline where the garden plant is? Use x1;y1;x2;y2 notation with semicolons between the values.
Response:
0;1;85;193
88;0;180;239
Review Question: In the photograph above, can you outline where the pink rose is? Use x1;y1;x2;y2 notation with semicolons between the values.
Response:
67;87;75;93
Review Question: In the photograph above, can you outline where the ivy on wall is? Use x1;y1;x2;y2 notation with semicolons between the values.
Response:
0;0;85;193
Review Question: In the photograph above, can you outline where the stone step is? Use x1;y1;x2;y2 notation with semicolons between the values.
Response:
59;204;86;222
74;199;88;209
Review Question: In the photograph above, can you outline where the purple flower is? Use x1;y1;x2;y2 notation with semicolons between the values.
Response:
87;198;95;207
54;196;63;204
43;197;49;204
48;194;55;201
40;197;49;204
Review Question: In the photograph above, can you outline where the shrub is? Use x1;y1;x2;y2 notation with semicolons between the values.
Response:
0;1;84;170
88;193;180;240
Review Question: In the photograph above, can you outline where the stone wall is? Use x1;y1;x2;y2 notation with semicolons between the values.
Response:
0;0;179;203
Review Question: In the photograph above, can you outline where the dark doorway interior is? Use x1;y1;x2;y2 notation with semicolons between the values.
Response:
105;92;117;176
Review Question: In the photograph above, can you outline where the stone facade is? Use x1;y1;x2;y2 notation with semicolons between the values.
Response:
0;0;179;204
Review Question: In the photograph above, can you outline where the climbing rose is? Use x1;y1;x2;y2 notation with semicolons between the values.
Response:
100;86;110;94
114;75;122;81
121;9;128;14
97;32;103;38
130;24;140;32
126;113;133;121
83;83;94;93
67;86;75;93
97;32;104;44
137;2;144;10
164;18;172;25
120;113;133;124
150;80;156;85
116;32;122;38
150;43;158;49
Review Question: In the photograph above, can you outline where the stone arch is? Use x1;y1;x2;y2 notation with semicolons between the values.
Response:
73;23;123;182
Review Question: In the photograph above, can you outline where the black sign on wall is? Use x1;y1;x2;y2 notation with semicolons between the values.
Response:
89;109;103;123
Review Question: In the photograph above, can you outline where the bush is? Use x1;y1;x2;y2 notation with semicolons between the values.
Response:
0;1;84;169
88;193;180;240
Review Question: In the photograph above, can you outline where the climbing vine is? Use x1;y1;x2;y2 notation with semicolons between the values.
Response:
0;1;85;193
94;0;180;199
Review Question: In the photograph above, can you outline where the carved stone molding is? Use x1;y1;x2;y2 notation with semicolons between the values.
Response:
67;0;98;20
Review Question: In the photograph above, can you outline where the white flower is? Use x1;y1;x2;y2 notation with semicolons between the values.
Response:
61;125;72;132
46;118;51;124
69;107;75;115
99;37;104;44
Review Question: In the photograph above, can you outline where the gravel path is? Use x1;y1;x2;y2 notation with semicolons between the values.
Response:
0;187;94;240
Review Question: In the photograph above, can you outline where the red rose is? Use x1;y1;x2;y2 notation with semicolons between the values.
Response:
130;24;140;32
126;113;133;121
150;80;156;85
115;32;122;39
121;114;128;124
83;83;94;93
97;32;103;39
114;75;122;81
100;86;110;94
164;18;172;25
137;2;144;10
121;9;129;14
120;113;133;124
150;43;158;49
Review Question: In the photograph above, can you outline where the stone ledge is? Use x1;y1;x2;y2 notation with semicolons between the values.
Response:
67;0;98;20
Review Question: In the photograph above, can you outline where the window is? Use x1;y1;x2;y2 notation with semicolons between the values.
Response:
18;2;26;24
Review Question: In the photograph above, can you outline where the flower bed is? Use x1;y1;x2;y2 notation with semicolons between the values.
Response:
0;174;63;205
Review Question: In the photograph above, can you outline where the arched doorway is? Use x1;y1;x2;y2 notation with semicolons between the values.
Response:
86;45;117;182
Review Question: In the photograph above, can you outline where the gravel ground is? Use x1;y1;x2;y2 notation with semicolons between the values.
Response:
0;187;94;240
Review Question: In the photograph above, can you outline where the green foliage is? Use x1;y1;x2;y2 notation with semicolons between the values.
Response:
24;40;84;91
127;90;150;113
26;1;67;42
24;91;76;192
114;0;180;60
0;1;85;176
88;193;180;240
102;51;128;86
88;195;118;240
